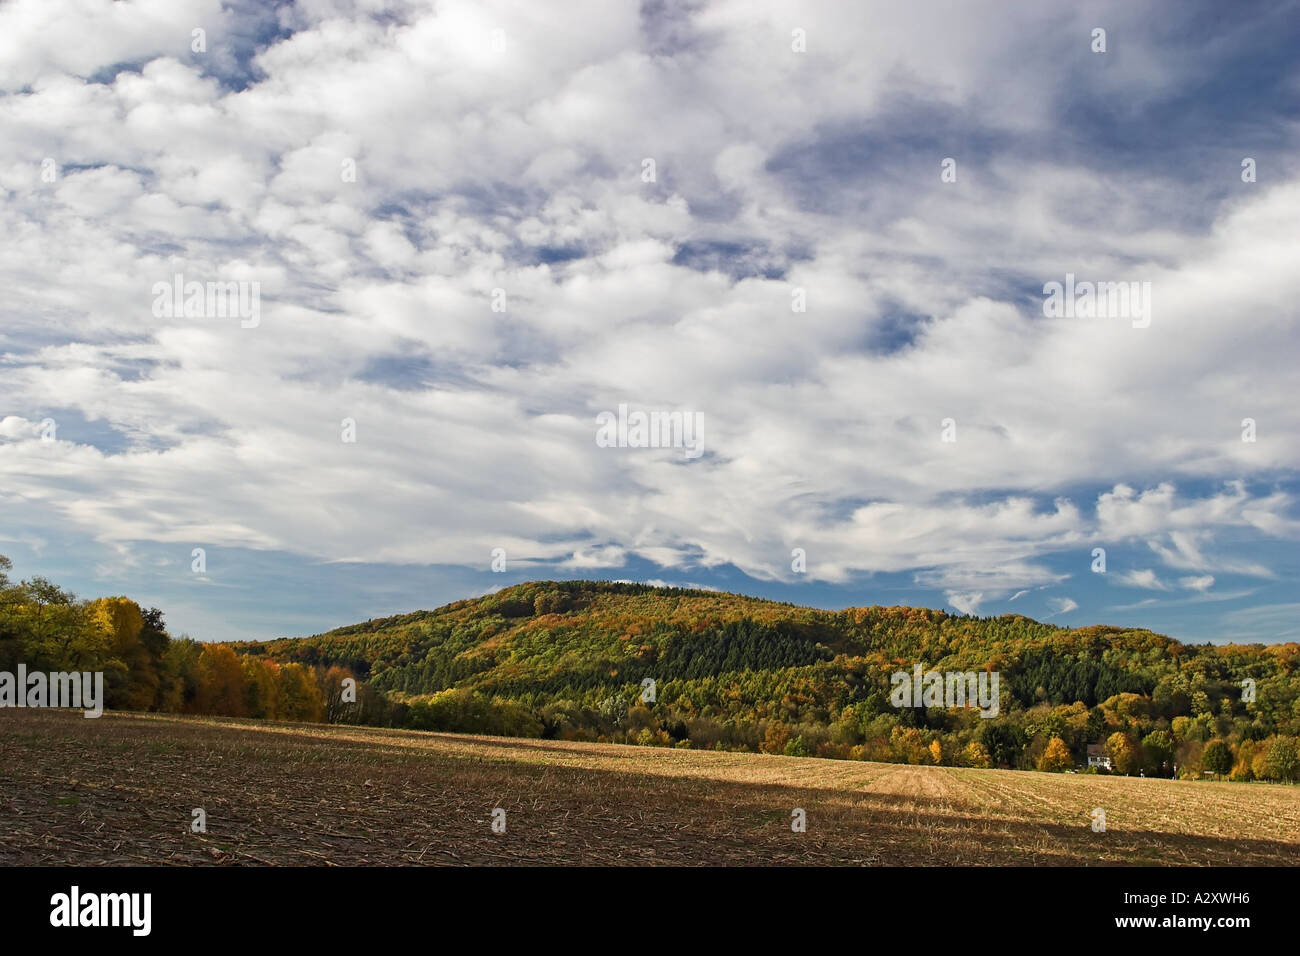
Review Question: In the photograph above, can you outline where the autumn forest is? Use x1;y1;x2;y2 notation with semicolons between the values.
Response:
3;559;1298;783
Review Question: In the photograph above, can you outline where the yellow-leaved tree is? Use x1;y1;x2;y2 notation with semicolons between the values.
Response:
242;657;281;719
963;740;991;768
278;662;326;722
89;597;157;710
761;721;792;755
194;644;247;716
1037;736;1073;773
1107;731;1141;776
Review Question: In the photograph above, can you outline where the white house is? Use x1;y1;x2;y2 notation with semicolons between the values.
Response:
1086;743;1111;770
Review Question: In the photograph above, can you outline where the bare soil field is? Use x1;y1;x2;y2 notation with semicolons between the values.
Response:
2;709;1298;866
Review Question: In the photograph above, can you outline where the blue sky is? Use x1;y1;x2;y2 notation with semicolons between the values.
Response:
1;0;1297;644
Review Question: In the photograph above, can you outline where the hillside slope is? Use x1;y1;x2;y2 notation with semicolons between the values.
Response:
231;581;1300;773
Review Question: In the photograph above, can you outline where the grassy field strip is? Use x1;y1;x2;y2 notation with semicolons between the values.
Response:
119;713;919;790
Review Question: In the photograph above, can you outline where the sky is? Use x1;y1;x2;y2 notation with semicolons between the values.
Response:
0;0;1297;644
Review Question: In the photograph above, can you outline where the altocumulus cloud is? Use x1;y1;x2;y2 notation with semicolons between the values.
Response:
0;0;1296;641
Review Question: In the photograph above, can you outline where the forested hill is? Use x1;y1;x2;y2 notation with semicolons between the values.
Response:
228;580;1300;777
8;560;1297;776
241;579;1082;698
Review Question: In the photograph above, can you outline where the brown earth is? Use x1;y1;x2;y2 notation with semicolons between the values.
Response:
2;709;1298;866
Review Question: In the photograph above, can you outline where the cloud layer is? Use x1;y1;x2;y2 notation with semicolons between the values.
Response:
1;0;1297;641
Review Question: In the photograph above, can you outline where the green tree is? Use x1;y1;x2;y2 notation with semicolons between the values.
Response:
14;578;106;671
980;723;1026;768
1141;730;1175;777
1257;737;1300;783
158;638;202;712
783;734;810;757
1201;739;1232;777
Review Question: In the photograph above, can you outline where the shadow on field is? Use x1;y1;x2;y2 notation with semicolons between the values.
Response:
2;711;1297;867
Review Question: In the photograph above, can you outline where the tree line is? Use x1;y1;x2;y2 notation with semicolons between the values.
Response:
0;556;360;723
4;565;1297;782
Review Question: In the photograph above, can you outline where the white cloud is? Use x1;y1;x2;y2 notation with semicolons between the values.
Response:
1045;597;1078;618
0;0;1295;622
946;592;984;616
0;416;39;439
563;545;628;569
1116;569;1170;591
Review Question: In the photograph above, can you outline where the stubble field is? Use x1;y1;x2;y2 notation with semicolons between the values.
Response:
2;709;1298;866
